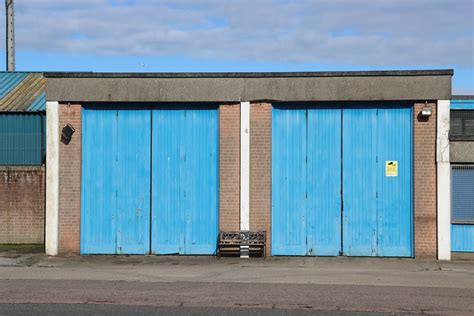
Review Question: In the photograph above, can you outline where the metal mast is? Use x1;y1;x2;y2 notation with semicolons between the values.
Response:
5;0;15;71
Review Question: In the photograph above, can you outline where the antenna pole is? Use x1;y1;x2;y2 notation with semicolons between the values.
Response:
6;0;15;71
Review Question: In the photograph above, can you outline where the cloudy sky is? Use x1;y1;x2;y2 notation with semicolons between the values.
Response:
1;0;473;93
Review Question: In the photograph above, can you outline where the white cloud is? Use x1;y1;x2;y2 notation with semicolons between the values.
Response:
0;0;473;66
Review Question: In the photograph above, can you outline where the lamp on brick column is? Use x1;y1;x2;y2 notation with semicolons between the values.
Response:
61;123;75;145
421;106;432;117
420;100;432;117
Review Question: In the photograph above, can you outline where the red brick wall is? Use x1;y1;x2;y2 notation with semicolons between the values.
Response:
58;103;82;253
219;103;241;231
0;166;45;244
249;102;272;257
413;102;437;259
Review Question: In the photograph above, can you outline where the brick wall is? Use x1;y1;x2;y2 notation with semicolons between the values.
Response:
0;166;45;244
58;103;82;253
249;102;272;257
413;102;437;259
219;103;241;231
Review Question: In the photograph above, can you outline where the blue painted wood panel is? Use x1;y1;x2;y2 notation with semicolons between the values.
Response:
307;106;342;256
272;106;307;255
151;106;218;255
151;108;185;254
452;224;474;252
343;106;378;256
184;108;219;254
81;106;151;254
376;106;412;257
81;107;118;254
343;105;412;257
116;108;151;254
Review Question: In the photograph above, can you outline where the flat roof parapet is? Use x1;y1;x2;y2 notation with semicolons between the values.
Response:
44;69;453;102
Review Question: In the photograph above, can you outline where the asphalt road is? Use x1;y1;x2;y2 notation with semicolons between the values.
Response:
0;304;405;316
1;255;473;315
1;279;473;315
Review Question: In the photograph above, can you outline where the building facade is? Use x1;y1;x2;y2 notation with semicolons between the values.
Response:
0;72;46;245
1;70;465;259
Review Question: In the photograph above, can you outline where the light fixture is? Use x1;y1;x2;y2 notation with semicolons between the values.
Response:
421;106;432;117
61;123;75;145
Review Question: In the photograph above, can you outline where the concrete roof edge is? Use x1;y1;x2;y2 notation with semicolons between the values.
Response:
42;69;454;79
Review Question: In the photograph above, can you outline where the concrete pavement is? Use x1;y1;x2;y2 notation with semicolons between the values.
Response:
1;253;473;314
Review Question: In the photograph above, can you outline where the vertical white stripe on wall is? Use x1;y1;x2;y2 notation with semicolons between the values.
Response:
437;100;451;260
240;101;250;232
45;101;60;256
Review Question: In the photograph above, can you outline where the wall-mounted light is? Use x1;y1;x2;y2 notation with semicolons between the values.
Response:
61;123;75;145
421;106;432;117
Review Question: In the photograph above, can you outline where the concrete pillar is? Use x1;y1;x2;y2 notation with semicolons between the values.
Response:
45;101;59;256
437;100;451;260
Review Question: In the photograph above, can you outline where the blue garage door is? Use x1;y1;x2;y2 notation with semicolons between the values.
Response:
151;106;219;255
272;105;342;256
81;105;218;255
272;103;412;257
343;105;412;257
81;106;151;254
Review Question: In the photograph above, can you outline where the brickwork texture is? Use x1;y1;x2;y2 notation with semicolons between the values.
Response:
249;102;272;257
413;102;438;258
0;166;45;244
58;103;82;253
219;103;241;231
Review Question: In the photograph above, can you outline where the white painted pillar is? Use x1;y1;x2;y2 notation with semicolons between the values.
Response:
45;101;60;256
240;101;250;258
437;100;451;260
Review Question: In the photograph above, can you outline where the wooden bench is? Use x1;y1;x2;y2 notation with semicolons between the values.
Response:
218;231;266;257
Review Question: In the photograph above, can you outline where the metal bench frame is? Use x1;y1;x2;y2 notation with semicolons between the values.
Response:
218;230;266;257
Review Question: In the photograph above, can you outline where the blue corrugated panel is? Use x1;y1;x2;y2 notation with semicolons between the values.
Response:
451;99;474;110
451;224;474;252
0;72;28;97
151;105;219;255
272;104;341;256
306;106;342;256
0;113;45;165
343;104;412;257
0;72;45;111
81;107;117;254
272;105;307;255
151;107;185;254
116;108;151;254
81;106;151;254
27;92;47;111
272;103;413;257
343;106;379;256
376;106;412;257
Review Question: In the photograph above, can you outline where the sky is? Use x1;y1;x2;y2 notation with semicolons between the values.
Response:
1;0;473;94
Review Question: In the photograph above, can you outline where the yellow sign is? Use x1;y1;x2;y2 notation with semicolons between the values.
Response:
386;161;398;177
